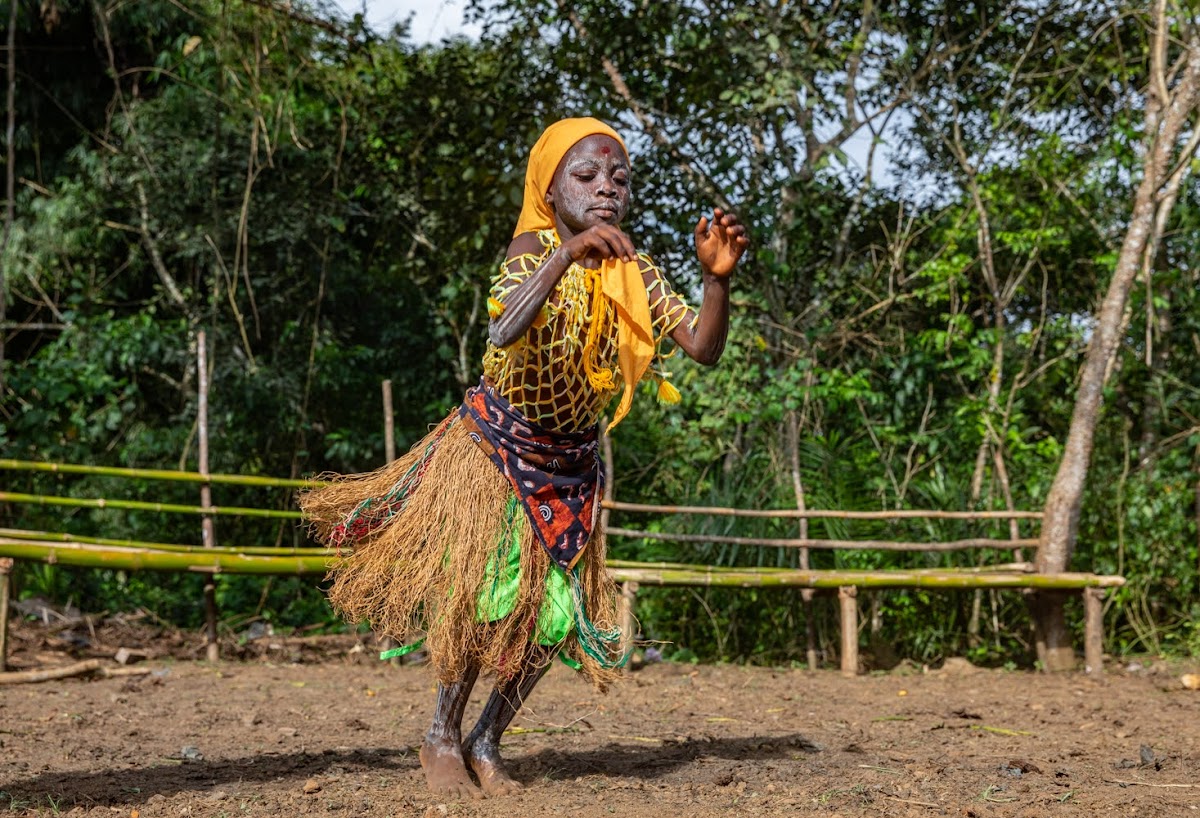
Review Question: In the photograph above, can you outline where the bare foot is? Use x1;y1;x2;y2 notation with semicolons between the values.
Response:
465;740;524;797
420;737;483;800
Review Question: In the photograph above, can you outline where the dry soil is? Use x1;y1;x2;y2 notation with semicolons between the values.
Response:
2;617;1199;817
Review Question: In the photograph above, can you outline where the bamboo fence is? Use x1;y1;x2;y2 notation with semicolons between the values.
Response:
0;453;1123;675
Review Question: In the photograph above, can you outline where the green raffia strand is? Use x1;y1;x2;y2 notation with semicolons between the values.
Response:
475;498;572;645
380;639;425;661
486;497;522;616
569;571;629;670
559;653;582;671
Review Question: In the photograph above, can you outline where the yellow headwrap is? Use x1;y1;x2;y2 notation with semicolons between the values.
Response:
513;117;654;431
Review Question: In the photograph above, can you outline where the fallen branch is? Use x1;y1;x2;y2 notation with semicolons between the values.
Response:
1103;779;1198;789
0;660;155;684
0;659;104;684
971;725;1035;737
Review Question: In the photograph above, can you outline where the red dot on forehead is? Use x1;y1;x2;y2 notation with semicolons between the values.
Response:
600;146;611;154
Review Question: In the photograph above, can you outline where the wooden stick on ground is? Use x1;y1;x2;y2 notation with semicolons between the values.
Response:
0;659;155;685
0;659;103;684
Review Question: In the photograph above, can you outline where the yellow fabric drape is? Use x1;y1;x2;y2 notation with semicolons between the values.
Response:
513;117;653;430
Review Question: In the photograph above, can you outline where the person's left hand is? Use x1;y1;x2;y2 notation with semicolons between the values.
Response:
694;208;749;277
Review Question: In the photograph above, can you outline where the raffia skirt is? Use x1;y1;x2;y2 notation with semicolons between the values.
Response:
299;413;621;689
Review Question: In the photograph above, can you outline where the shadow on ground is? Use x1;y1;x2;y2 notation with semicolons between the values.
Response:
0;734;820;808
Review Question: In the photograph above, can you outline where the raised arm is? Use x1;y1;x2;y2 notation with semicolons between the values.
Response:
668;208;749;365
488;226;638;348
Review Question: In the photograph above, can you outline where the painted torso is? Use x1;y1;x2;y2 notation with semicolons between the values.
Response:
482;231;690;433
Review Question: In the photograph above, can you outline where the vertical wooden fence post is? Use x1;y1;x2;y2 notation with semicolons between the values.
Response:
0;557;12;671
600;421;638;655
382;379;396;463
620;581;639;658
788;410;818;670
1195;444;1199;595
838;585;858;677
1084;587;1104;675
198;330;219;662
380;379;399;664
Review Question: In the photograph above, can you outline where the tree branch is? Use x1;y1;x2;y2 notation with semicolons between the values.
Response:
135;182;188;308
1;0;16;394
559;4;732;211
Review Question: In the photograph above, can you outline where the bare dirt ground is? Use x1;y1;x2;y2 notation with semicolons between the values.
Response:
2;615;1199;818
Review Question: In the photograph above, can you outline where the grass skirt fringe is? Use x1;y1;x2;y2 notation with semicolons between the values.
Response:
301;414;621;689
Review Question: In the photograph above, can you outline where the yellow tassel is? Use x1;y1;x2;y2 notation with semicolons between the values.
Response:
581;268;616;391
487;297;506;319
656;377;681;405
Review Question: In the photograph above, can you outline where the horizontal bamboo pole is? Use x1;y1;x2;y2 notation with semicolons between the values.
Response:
0;492;303;520
605;527;1039;552
0;544;1034;578
0;538;334;575
2;539;1119;591
602;500;1043;521
607;566;1125;590
0;459;325;489
609;556;1032;570
0;528;334;557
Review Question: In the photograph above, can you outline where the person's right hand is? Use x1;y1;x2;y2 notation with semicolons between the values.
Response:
561;224;638;267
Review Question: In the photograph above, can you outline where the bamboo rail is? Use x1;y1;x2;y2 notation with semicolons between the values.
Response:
601;499;1044;521
605;527;1039;552
0;491;303;520
605;558;1037;575
0;528;334;557
1;538;1108;588
0;540;1034;578
0;537;335;575
0;458;324;489
607;564;1125;590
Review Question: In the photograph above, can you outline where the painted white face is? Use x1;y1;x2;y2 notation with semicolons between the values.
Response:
546;134;631;238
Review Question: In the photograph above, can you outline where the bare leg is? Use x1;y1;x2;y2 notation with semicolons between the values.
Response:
463;645;555;796
420;663;483;799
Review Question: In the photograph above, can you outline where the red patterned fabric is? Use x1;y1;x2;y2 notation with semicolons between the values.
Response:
458;378;603;571
326;414;452;554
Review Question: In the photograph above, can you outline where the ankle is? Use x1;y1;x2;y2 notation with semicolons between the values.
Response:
425;729;461;748
467;733;500;759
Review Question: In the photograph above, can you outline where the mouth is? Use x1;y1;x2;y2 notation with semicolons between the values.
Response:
590;205;619;217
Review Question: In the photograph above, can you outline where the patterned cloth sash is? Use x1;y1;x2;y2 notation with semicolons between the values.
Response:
458;377;603;571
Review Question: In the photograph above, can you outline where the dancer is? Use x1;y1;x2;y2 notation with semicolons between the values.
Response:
301;117;748;798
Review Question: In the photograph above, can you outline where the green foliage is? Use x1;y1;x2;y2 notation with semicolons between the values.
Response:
3;0;1199;663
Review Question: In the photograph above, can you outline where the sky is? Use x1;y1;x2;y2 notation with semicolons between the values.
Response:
332;0;482;42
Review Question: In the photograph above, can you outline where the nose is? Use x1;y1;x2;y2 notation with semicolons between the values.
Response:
597;175;617;197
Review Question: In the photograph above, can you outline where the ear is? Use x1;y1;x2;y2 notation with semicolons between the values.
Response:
544;183;556;209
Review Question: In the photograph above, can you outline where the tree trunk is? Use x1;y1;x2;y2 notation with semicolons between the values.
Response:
1036;8;1200;671
1;0;17;394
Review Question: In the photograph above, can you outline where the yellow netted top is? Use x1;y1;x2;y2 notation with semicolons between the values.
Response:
482;231;693;433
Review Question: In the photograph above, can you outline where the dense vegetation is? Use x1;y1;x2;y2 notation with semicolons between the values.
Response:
2;0;1198;666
